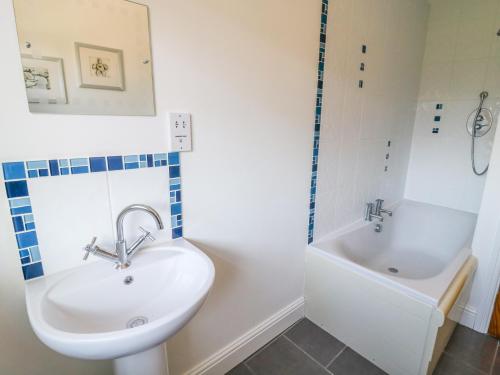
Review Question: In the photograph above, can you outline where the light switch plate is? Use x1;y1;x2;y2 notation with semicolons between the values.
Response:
169;113;192;152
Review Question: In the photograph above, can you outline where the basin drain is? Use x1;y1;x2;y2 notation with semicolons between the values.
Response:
388;267;399;274
127;316;148;329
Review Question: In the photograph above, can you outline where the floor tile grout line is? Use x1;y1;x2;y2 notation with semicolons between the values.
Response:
325;345;347;369
441;352;489;375
244;362;257;375
282;334;335;375
282;317;305;336
443;329;499;375
242;331;287;365
283;318;346;368
242;317;305;366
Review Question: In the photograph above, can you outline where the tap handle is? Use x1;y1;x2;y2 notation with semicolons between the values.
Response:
83;236;97;260
374;199;384;213
365;203;374;221
139;227;155;242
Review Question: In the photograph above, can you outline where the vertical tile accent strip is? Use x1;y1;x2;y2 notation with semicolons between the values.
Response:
308;0;329;244
2;152;184;281
2;162;44;279
168;152;183;239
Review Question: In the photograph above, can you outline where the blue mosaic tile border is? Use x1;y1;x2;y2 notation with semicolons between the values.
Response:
308;0;329;244
2;152;183;280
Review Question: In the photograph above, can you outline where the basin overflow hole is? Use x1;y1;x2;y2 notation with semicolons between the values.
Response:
388;267;399;274
127;316;149;329
124;276;134;285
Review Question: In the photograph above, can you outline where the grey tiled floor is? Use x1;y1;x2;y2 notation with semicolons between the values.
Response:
227;318;500;375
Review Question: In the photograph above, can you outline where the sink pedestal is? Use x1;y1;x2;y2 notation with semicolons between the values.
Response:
25;241;214;375
113;345;169;375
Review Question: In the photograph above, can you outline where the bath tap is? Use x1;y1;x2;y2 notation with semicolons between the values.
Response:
374;199;393;217
365;203;384;222
83;204;164;269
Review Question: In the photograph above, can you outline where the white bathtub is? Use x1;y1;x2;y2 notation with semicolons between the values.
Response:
312;200;477;306
305;200;478;375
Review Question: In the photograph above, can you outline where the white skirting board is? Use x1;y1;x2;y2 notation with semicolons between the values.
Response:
183;297;305;375
459;305;477;329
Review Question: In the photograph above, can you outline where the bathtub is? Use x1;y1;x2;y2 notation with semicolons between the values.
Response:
305;200;478;375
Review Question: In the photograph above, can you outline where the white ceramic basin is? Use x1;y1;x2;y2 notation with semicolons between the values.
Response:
25;238;215;361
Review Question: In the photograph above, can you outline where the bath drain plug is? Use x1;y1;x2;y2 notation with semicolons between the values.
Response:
388;267;399;274
127;316;148;329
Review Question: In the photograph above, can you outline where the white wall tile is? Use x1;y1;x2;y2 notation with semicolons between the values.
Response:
491;24;500;57
28;173;114;276
359;95;391;141
441;100;476;139
26;167;174;275
106;167;173;248
450;59;489;100
427;0;461;29
406;0;500;214
423;25;458;64
484;58;500;98
314;0;429;239
454;12;496;60
419;61;453;101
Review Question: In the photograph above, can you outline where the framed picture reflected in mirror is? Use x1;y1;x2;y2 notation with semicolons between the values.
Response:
21;55;67;105
75;43;125;91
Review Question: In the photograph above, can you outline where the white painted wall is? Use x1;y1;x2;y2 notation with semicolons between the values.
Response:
0;1;319;374
405;0;500;213
13;0;155;116
314;0;428;239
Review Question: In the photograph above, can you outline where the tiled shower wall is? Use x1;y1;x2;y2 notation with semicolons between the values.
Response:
405;0;500;213
313;0;429;239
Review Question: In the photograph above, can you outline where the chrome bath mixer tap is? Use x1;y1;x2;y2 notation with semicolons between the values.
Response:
365;199;392;222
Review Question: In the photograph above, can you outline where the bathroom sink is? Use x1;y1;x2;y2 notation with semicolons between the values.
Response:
25;238;215;361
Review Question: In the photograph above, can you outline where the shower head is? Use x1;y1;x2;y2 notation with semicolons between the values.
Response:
480;91;489;100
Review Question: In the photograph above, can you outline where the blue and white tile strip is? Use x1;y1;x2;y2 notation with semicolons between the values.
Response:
308;0;329;244
2;152;183;280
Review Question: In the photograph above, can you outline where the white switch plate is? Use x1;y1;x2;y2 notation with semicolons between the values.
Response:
169;113;192;152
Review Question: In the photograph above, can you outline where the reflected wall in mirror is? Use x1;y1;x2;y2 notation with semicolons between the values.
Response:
12;0;155;116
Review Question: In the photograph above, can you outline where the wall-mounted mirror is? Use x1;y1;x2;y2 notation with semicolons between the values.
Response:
12;0;155;116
